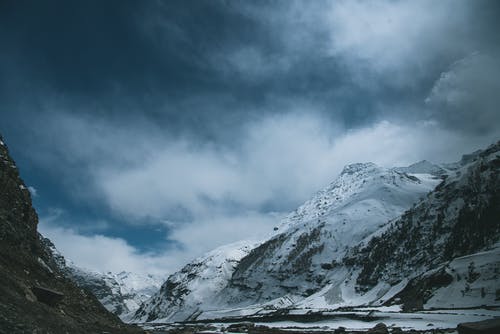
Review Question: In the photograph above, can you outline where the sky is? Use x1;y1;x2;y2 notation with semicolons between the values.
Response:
1;0;499;276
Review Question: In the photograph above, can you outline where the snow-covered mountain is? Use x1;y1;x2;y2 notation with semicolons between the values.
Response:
134;142;500;323
68;268;163;320
40;237;163;320
133;161;442;322
221;163;441;308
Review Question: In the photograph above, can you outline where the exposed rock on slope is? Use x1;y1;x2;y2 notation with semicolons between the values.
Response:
0;135;143;333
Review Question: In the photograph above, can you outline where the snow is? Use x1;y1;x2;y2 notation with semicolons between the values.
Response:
139;308;499;332
256;309;497;331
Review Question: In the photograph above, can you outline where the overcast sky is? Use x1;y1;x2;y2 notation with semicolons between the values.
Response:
1;0;499;275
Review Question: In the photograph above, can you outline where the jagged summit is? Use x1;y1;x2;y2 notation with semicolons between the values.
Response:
283;161;438;233
340;162;378;176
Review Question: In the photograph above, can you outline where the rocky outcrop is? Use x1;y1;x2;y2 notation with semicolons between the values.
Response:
0;135;143;333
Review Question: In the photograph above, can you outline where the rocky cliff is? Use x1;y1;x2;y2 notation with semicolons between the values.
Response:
0;135;144;334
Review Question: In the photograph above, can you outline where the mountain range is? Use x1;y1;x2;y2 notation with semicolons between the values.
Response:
130;141;500;323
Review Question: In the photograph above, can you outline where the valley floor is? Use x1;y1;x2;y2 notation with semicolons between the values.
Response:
137;307;500;333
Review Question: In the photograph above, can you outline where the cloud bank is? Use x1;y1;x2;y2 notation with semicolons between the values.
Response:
38;109;499;274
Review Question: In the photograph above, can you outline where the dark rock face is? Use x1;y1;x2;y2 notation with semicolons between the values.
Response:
0;135;143;334
0;137;38;250
31;286;65;307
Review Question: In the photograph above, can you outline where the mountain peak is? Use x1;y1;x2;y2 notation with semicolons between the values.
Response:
340;162;378;176
395;160;447;176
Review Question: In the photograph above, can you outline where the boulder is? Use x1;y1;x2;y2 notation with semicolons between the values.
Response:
367;322;389;334
457;318;500;334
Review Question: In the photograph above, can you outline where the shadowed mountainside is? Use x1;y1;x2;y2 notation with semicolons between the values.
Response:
0;135;144;334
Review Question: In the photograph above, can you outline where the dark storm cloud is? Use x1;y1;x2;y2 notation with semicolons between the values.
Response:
0;0;397;131
0;1;228;96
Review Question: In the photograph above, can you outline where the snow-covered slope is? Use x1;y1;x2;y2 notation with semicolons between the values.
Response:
133;240;256;322
135;162;440;322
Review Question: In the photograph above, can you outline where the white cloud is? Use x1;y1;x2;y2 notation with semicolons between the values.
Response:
96;112;497;222
168;211;281;259
325;0;471;86
39;210;280;276
426;53;500;133
39;222;166;275
237;0;473;88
